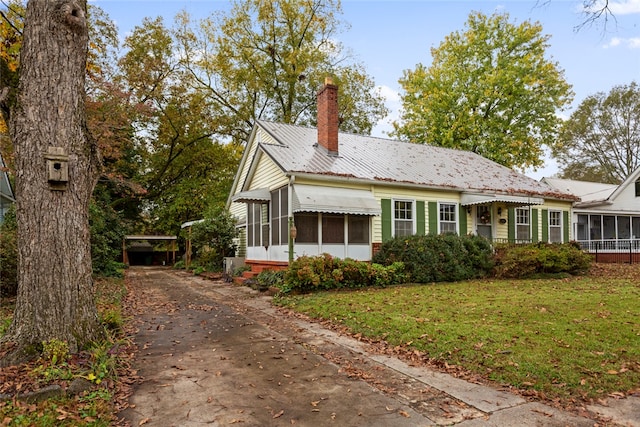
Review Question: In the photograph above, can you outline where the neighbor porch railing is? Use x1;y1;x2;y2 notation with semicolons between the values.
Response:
576;239;640;264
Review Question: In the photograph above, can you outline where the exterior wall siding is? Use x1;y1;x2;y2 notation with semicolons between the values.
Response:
248;153;288;191
373;186;463;243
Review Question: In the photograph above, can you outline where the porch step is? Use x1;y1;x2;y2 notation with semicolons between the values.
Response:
233;261;288;286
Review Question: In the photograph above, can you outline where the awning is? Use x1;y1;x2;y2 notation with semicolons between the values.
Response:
292;184;381;216
460;193;544;206
231;188;271;203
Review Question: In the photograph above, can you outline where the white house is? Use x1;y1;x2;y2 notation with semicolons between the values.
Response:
226;78;578;270
544;171;640;255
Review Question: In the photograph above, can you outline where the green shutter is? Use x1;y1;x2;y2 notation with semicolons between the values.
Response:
458;204;467;235
531;208;539;243
508;207;515;242
428;201;438;235
381;199;392;241
416;201;426;235
541;209;549;243
563;210;570;243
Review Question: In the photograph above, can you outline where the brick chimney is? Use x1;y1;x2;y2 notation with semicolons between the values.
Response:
317;77;339;155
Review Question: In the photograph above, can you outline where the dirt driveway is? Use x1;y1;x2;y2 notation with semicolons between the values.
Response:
119;267;635;427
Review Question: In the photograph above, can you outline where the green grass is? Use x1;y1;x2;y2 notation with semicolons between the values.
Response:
276;274;640;401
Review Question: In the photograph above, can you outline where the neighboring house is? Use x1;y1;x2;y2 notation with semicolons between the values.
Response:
544;171;640;252
0;153;15;223
227;78;577;268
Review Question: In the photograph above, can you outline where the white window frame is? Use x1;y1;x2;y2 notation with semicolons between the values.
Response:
438;202;458;234
548;210;562;243
515;207;530;241
392;199;415;237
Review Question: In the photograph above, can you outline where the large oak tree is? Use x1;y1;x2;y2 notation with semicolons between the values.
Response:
392;12;573;171
2;0;102;356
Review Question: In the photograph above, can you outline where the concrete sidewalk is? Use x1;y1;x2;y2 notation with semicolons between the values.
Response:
121;267;639;426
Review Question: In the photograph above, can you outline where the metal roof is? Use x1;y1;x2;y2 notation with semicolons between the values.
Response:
460;193;544;206
292;184;381;215
231;188;271;203
257;121;577;201
542;178;617;204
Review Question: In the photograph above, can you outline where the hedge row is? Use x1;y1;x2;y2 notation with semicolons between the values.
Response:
372;233;494;283
493;241;592;278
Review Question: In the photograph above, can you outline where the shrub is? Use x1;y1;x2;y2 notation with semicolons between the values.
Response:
283;254;406;293
372;233;494;283
256;269;285;290
494;242;592;278
189;206;238;272
90;191;128;278
0;204;17;297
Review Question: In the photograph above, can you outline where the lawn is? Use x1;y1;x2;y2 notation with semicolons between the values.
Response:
275;264;640;402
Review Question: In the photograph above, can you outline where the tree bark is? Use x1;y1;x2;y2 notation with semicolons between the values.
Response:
4;0;101;355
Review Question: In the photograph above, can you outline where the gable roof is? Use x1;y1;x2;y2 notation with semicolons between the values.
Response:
543;167;640;208
542;177;617;207
253;121;576;202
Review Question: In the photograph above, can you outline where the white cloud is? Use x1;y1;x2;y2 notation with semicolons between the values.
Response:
583;0;640;15
372;85;402;138
608;0;640;15
603;36;640;48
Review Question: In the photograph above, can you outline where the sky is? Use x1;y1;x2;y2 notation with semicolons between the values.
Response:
92;0;640;180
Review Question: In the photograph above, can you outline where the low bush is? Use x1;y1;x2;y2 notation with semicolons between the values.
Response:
0;205;17;297
256;269;285;290
283;254;406;293
494;241;592;278
372;233;494;283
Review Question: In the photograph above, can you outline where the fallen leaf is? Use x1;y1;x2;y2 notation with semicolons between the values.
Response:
139;418;150;426
399;410;411;418
273;410;284;419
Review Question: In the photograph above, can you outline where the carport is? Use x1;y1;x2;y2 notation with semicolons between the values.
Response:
122;235;177;266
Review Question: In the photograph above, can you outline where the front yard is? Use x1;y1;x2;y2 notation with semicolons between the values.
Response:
275;263;640;403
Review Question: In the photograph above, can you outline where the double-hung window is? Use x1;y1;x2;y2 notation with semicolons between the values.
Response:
516;207;530;241
393;200;414;237
439;203;457;234
549;210;562;243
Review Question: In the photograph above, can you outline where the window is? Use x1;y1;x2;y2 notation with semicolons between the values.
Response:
549;210;562;243
394;200;414;236
577;214;589;241
322;215;345;243
348;216;370;244
603;216;616;239
618;216;630;239
294;213;370;245
590;215;602;240
515;207;530;241
636;180;640;197
271;187;289;246
294;213;318;243
247;203;267;247
439;203;457;234
633;217;640;239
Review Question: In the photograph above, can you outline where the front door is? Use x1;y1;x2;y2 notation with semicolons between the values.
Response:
476;205;492;239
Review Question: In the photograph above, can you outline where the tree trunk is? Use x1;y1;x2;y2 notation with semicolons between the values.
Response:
4;0;101;355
